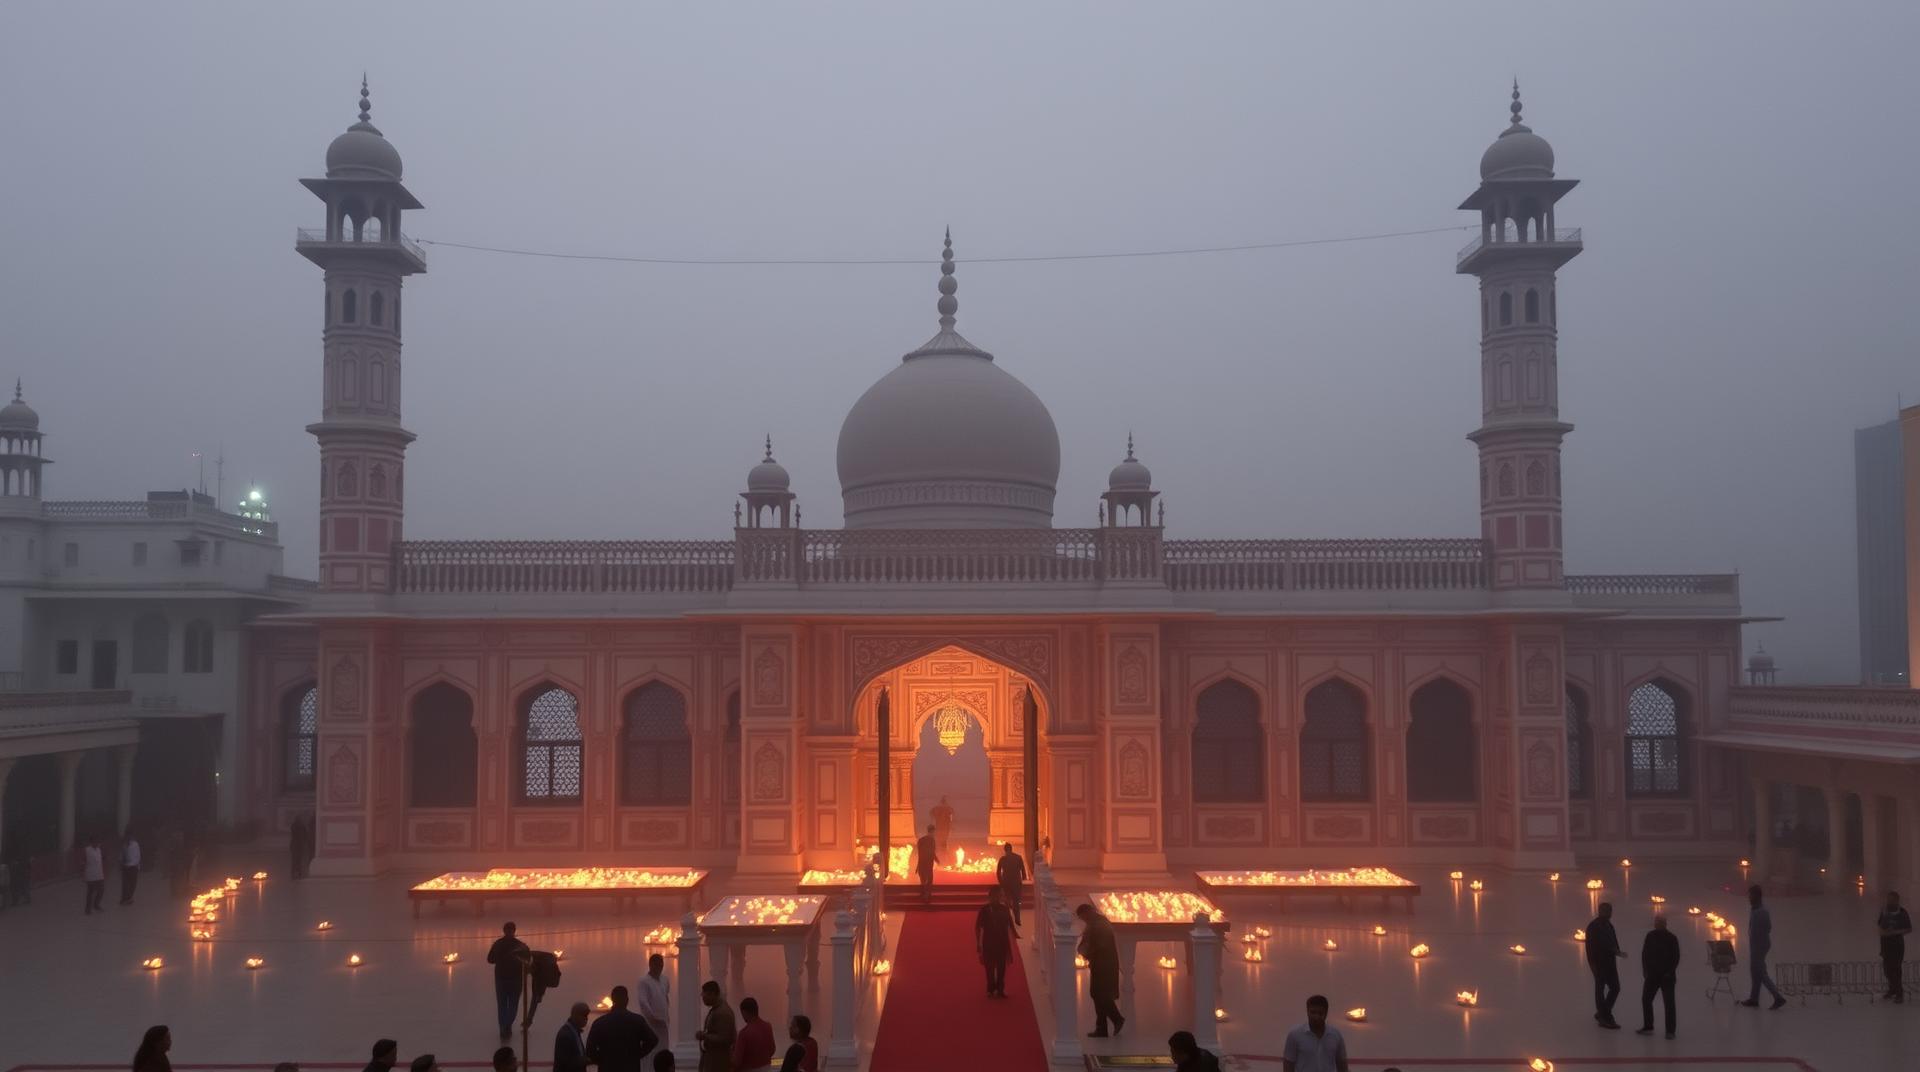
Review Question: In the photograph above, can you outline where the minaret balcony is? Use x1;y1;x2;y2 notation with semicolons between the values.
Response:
1456;226;1581;273
296;227;427;271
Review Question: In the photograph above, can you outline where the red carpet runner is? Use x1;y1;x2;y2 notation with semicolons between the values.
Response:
866;909;1050;1072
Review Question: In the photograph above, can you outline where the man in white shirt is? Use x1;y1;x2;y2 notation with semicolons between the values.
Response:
1282;994;1349;1072
119;832;142;905
637;952;670;1046
82;838;106;914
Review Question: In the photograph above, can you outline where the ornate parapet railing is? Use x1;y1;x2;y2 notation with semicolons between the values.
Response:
1457;225;1583;266
1565;574;1738;596
1163;538;1488;591
41;499;278;540
393;540;735;594
1727;685;1920;734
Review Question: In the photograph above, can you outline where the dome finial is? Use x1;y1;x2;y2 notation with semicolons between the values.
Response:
936;227;958;331
764;433;774;461
12;378;19;402
1126;431;1135;460
359;74;372;124
1509;79;1523;127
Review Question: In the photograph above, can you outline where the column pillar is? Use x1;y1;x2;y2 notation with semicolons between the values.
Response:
0;757;15;858
57;751;84;852
1825;786;1849;892
1048;904;1082;1062
113;744;137;836
736;626;803;879
827;909;858;1065
1188;912;1223;1052
1495;624;1574;869
1861;793;1885;896
1099;626;1168;876
1750;775;1772;883
673;913;701;1065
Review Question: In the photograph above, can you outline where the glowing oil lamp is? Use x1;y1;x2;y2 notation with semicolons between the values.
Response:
1574;929;1587;941
1619;858;1632;869
442;952;459;964
1409;943;1430;959
1371;924;1387;937
224;877;242;890
1687;906;1702;916
245;957;264;970
1530;1061;1555;1072
141;957;164;970
1449;870;1464;881
190;928;213;941
1585;879;1603;891
1243;947;1264;963
1322;938;1339;951
872;959;892;976
1074;954;1089;969
1649;895;1667;905
1509;944;1527;955
1253;925;1272;939
1455;989;1479;1008
251;871;268;881
1548;872;1561;882
596;995;613;1010
1213;1007;1229;1022
315;920;333;931
1241;933;1259;945
1345;1008;1367;1023
554;950;566;960
1738;858;1750;868
1157;955;1177;970
1469;879;1484;892
346;953;363;967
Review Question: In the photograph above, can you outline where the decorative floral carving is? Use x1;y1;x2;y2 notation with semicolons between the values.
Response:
1416;814;1473;841
912;689;990;720
972;635;1052;680
929;660;973;675
1311;814;1365;840
1525;651;1553;706
1008;769;1025;803
752;647;785;707
630;819;680;844
1525;739;1556;798
326;745;360;805
1118;740;1150;799
752;742;784;801
328;657;361;715
1203;815;1258;840
851;636;934;685
411;820;468;847
1116;645;1149;705
518;819;574;845
1636;810;1689;835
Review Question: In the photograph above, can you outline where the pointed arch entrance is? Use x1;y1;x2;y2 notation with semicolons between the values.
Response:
851;644;1050;876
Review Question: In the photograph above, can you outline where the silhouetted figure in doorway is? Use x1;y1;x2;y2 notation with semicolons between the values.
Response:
915;824;938;905
931;796;954;853
996;842;1027;925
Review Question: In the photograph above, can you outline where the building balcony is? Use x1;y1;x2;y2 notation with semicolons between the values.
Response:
295;226;427;270
1456;225;1582;271
1710;685;1920;762
41;497;277;541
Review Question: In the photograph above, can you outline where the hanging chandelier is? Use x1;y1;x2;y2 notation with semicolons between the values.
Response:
934;706;970;755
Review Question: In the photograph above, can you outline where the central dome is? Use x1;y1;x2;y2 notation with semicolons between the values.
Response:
836;234;1061;528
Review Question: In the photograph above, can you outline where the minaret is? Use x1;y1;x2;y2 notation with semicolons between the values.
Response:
0;381;48;512
297;79;425;592
1458;83;1581;593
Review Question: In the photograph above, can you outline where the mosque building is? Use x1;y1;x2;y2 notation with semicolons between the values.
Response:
252;80;1766;882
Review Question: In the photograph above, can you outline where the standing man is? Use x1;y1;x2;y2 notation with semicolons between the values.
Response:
485;921;530;1042
1280;994;1349;1072
1074;903;1124;1037
289;814;311;880
82;836;106;914
553;1003;590;1072
914;823;938;906
1584;901;1626;1029
996;842;1027;926
637;952;671;1048
1878;890;1911;1003
975;885;1021;997
731;996;775;1071
1739;885;1786;1009
119;829;141;905
694;981;736;1072
585;986;659;1072
931;797;955;854
1636;914;1681;1039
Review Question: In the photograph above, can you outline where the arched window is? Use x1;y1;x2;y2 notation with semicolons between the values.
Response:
364;216;383;241
723;691;741;807
1525;461;1546;497
1300;678;1369;802
370;291;385;326
131;613;169;674
410;683;477;807
1406;678;1476;802
342;289;357;323
337;462;358;498
1497;462;1515;498
1191;679;1263;803
1566;684;1592;799
368;465;387;501
284;685;318;792
1626;680;1688;796
621;682;691;806
1498;291;1513;326
181;619;214;674
520;686;583;802
1524;288;1540;322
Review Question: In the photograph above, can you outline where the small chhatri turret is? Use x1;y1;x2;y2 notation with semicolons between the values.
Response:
740;435;797;528
1101;433;1158;527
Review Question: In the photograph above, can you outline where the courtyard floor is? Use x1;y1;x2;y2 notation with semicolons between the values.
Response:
0;855;1912;1071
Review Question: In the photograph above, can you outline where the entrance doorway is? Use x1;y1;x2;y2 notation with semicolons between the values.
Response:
912;705;989;858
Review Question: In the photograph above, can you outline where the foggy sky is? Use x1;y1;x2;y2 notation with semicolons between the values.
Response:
3;2;1916;684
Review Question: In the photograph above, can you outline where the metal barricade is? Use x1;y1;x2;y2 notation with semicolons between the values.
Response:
1776;960;1920;1004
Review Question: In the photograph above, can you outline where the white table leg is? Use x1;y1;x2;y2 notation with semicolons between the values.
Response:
784;938;806;1024
1119;937;1137;999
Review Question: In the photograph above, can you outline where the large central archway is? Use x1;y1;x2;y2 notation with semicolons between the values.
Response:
850;644;1051;876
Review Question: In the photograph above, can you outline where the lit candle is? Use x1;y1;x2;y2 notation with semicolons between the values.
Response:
1509;944;1527;955
1345;1008;1367;1023
245;956;264;970
1074;954;1089;969
596;995;613;1010
1409;943;1430;959
1449;870;1464;881
1530;1061;1555;1072
1371;925;1387;937
1243;947;1264;963
1548;872;1561;882
316;920;333;931
1213;1007;1229;1022
141;957;164;970
251;871;268;881
442;952;460;964
1157;955;1177;970
191;928;212;941
1455;989;1479;1007
1574;928;1586;941
347;953;363;967
1650;895;1667;905
1619;858;1632;869
1469;879;1484;892
1687;906;1702;916
1253;925;1272;939
872;959;892;976
1585;879;1603;891
1323;938;1339;951
1738;858;1750;868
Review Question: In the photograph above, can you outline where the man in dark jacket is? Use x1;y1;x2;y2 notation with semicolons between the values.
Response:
1168;1030;1222;1072
1075;903;1124;1037
915;824;939;905
1585;901;1626;1029
1636;914;1681;1038
554;1001;591;1072
996;843;1028;925
363;1039;398;1072
485;922;530;1041
1877;890;1911;1003
586;986;660;1072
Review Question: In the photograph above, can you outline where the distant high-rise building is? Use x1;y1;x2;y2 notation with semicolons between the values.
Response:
1855;416;1907;684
